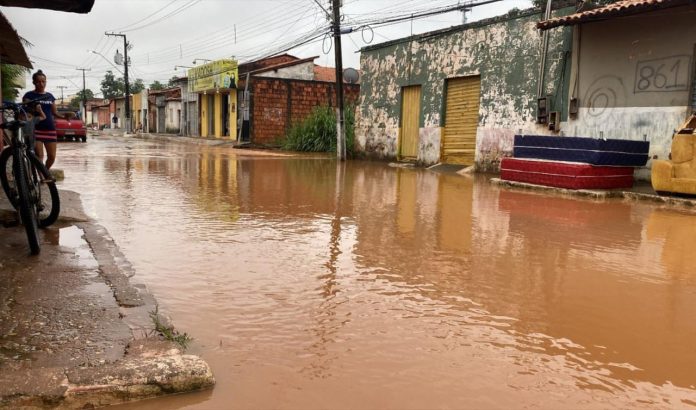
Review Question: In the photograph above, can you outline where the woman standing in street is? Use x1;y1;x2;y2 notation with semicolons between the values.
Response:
22;69;68;172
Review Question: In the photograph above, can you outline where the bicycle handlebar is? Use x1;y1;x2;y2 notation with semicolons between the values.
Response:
1;97;50;130
2;95;51;114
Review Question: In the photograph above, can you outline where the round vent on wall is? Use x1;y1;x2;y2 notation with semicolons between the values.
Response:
343;68;360;84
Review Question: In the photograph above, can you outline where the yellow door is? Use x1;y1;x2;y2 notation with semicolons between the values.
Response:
399;85;421;160
442;76;481;166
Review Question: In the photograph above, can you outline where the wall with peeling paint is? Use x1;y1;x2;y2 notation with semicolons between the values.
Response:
356;6;574;171
564;5;696;179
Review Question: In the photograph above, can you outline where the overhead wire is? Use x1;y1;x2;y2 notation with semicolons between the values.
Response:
109;0;185;32
126;0;300;61
128;1;318;65
120;0;202;33
31;0;507;92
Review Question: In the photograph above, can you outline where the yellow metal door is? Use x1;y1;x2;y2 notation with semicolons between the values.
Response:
442;76;481;166
399;85;421;160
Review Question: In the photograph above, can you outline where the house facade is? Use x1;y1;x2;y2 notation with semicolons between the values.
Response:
355;0;696;180
355;3;575;171
109;96;126;129
539;0;696;178
131;91;148;132
147;87;182;134
186;59;238;138
169;76;197;136
237;54;360;145
86;98;110;128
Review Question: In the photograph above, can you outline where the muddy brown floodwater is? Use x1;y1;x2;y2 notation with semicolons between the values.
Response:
55;136;696;409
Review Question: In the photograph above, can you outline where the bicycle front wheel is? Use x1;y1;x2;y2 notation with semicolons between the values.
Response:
12;147;40;255
1;148;60;228
0;147;18;208
27;152;60;228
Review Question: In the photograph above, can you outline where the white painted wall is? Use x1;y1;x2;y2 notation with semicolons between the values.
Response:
565;5;696;178
165;101;182;131
254;61;314;81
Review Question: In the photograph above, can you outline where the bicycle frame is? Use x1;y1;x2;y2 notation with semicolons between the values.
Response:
1;99;46;254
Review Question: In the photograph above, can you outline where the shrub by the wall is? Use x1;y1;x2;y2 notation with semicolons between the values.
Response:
282;105;355;156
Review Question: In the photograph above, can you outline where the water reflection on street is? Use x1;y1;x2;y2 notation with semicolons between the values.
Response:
58;136;696;409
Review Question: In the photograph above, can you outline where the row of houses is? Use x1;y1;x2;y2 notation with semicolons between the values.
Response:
85;54;360;145
83;0;696;182
354;0;696;178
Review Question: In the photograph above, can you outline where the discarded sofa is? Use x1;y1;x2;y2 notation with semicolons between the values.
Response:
651;114;696;196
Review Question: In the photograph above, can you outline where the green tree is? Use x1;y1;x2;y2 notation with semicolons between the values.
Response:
168;76;180;87
100;70;145;97
1;64;28;101
149;80;165;91
130;78;145;94
69;89;95;108
100;70;124;99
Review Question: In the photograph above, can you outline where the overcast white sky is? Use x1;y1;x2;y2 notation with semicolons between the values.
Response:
2;0;532;101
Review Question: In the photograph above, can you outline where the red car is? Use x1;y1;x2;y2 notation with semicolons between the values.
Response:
54;108;87;142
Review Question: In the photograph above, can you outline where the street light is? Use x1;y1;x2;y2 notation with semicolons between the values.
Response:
192;58;211;65
90;50;123;74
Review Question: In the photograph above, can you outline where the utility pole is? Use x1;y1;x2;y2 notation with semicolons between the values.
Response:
76;67;91;122
56;86;67;105
106;32;131;133
331;0;346;161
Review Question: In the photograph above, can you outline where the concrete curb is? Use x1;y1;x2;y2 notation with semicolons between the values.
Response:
0;189;215;408
490;178;696;209
63;342;214;409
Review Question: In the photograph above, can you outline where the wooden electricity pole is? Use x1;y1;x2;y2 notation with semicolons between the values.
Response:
56;85;68;105
76;67;91;122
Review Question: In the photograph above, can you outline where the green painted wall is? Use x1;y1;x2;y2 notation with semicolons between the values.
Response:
356;7;574;170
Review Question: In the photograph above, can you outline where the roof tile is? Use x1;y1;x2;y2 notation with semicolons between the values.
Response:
538;0;691;30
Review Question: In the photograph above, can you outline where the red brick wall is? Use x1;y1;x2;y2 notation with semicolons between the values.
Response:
251;78;360;145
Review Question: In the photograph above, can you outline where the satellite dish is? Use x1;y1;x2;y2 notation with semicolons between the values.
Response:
343;68;360;84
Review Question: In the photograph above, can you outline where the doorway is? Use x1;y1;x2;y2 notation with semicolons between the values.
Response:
399;85;421;161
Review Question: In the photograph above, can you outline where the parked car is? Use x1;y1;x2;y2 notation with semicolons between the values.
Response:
54;108;87;142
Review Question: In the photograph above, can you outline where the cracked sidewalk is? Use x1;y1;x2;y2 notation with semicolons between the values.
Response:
0;189;214;409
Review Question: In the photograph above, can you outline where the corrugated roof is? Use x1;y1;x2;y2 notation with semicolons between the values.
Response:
537;0;692;30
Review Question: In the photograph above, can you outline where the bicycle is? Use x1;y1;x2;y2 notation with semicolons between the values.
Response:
0;99;61;255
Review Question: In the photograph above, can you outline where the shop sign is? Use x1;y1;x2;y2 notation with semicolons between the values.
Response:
188;59;238;93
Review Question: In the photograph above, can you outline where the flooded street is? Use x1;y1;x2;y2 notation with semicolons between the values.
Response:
57;136;696;409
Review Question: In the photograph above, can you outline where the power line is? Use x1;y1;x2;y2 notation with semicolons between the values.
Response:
109;0;185;32
347;0;502;29
120;0;203;33
128;2;318;65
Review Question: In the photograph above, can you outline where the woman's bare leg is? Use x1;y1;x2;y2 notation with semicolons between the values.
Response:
44;141;57;170
34;141;45;162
